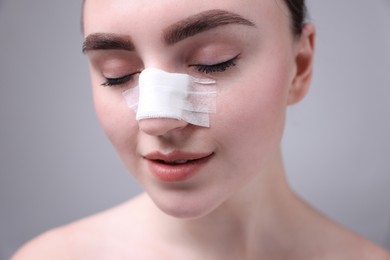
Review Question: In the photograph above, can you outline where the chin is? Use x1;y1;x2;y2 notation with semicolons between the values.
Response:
159;204;214;220
149;189;223;220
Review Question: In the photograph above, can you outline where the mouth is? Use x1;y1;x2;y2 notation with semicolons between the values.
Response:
143;151;214;182
153;157;209;166
144;151;213;165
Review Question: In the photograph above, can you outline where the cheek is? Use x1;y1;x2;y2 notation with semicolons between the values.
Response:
214;61;290;162
92;84;139;154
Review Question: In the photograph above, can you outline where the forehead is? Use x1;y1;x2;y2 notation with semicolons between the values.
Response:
83;0;290;36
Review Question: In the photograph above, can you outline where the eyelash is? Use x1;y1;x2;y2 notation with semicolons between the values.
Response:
192;55;239;74
101;72;140;87
101;55;239;87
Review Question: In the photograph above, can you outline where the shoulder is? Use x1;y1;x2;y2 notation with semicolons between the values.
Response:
12;195;152;260
295;204;390;260
357;243;390;260
328;233;390;260
11;225;76;260
11;213;114;260
333;230;390;259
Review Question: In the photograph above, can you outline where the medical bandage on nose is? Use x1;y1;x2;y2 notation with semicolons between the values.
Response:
122;68;217;127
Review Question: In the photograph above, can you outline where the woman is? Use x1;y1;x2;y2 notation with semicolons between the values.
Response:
13;0;390;259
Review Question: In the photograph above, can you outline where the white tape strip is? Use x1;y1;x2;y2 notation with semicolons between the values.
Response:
122;68;216;127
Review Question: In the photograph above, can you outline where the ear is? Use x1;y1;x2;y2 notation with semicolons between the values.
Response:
287;23;316;105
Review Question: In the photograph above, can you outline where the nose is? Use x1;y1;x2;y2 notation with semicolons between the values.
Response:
138;118;188;136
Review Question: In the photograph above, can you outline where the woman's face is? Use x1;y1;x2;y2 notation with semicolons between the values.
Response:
83;0;311;218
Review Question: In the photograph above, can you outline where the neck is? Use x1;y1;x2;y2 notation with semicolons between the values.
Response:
144;148;315;259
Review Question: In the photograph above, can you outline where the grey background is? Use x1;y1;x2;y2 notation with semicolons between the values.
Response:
0;1;389;259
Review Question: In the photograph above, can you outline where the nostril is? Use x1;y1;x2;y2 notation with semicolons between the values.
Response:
138;118;188;136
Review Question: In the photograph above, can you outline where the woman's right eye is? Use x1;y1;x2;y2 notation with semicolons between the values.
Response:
101;72;140;87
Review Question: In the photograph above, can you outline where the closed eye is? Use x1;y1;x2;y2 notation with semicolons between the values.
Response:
191;55;239;74
101;71;140;87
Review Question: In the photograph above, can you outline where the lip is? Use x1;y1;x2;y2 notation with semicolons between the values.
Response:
143;151;214;182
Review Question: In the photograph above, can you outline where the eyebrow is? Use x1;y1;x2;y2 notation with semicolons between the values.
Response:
163;9;255;45
82;9;255;53
82;33;135;53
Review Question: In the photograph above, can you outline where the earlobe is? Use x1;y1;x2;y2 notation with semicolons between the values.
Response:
288;23;316;105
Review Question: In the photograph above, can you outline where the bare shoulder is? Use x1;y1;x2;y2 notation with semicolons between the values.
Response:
336;231;390;259
294;201;390;260
331;232;390;260
12;225;78;260
358;242;390;260
12;194;153;260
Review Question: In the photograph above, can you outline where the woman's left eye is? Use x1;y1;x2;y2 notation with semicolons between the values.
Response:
191;55;240;74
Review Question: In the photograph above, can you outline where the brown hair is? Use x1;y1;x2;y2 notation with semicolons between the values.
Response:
81;0;307;35
284;0;307;35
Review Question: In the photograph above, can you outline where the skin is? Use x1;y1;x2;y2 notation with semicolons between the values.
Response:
13;0;390;259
